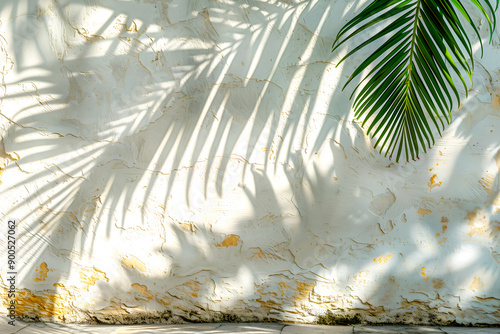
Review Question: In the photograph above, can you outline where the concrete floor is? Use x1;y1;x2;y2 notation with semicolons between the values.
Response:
1;318;499;334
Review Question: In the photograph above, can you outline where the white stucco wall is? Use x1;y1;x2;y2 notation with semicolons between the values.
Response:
1;0;499;325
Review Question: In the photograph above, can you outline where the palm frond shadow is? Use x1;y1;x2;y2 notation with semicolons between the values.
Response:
0;0;361;320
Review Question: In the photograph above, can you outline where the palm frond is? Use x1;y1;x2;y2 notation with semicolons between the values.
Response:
333;0;498;162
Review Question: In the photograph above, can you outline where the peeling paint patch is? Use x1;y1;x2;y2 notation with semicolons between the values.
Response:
131;283;154;300
184;281;200;298
80;267;109;291
122;255;148;272
216;234;240;247
16;289;70;321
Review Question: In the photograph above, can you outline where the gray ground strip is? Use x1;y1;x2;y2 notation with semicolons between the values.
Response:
1;318;499;334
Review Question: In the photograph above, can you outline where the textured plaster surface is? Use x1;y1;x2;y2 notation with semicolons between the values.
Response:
0;0;499;326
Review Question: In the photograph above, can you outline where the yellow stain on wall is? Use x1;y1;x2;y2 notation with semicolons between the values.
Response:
216;234;240;247
157;295;172;306
250;247;281;260
353;270;370;284
279;282;291;289
131;283;154;300
373;253;394;264
33;262;50;282
428;174;442;189
80;266;109;291
441;217;449;233
179;222;195;232
256;298;281;309
183;281;200;298
122;255;148;272
293;281;315;304
278;281;291;296
417;208;431;216
469;277;484;291
437;237;448;245
257;289;278;297
254;248;265;259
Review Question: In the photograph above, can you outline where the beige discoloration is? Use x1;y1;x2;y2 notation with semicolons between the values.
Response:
466;209;490;238
251;247;281;260
216;234;240;247
95;299;131;316
33;262;50;282
480;173;495;194
373;253;394;264
80;267;109;291
432;279;444;289
0;139;19;184
122;255;148;272
492;92;500;109
369;189;396;216
417;208;431;216
179;222;195;232
401;299;432;309
469;277;484;291
157;295;172;306
131;283;154;300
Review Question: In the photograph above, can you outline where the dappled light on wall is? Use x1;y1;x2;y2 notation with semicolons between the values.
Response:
0;0;499;326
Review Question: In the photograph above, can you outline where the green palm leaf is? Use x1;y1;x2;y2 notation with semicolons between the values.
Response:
333;0;498;162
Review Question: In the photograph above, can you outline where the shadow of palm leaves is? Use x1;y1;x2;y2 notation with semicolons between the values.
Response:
3;0;498;325
0;0;366;322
